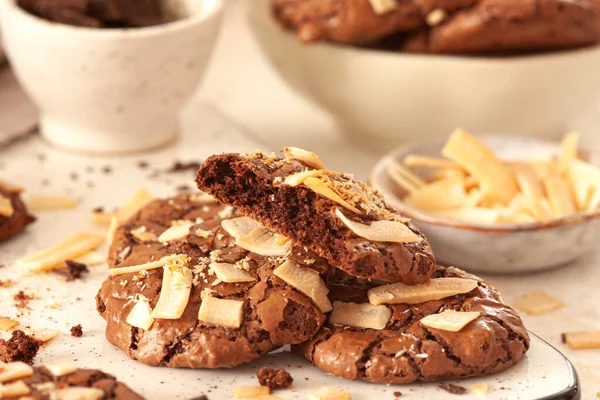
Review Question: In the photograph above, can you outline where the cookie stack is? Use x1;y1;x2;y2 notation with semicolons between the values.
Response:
273;0;600;54
97;148;529;384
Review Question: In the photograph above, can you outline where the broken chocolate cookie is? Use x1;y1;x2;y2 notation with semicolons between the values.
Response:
195;149;436;283
0;360;144;399
97;194;331;368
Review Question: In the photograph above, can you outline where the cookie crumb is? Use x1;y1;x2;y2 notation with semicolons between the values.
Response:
0;330;41;365
189;396;208;400
438;383;467;395
14;291;33;308
393;392;403;397
64;260;89;281
70;324;83;337
0;279;14;288
257;367;293;390
137;161;150;169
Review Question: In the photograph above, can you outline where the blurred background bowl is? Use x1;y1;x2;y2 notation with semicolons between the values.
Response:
246;0;600;154
0;0;224;154
371;135;600;274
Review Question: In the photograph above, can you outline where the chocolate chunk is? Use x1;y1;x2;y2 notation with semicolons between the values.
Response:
70;324;83;337
0;185;35;242
394;392;403;397
438;383;467;395
257;367;293;390
65;260;89;281
0;330;41;365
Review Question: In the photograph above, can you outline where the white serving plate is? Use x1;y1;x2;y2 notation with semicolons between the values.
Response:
0;105;579;400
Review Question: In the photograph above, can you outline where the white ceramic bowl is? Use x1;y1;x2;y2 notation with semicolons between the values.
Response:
0;0;224;154
246;0;600;153
371;135;600;274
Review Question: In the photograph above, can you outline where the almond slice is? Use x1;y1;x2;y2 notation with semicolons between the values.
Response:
0;195;14;217
433;208;498;225
442;128;518;204
109;254;188;276
404;177;468;211
17;232;104;273
21;328;59;343
0;380;31;397
27;195;78;211
198;296;244;328
389;162;425;188
157;221;193;243
567;160;600;211
107;216;119;246
310;387;351;400
189;192;218;205
236;227;292;257
221;216;261;238
0;179;23;194
513;290;563;315
368;278;478;305
72;251;104;266
562;330;600;350
404;155;461;169
130;226;158;242
303;177;363;214
420;310;480;332
151;264;193;319
232;386;270;399
51;387;104;400
273;260;332;312
368;0;398;14
0;362;34;383
126;295;155;330
222;217;292;257
387;164;419;193
210;263;256;283
559;131;580;173
283;170;325;187
335;208;421;243
470;383;489;395
117;188;154;223
544;177;577;218
0;316;19;331
330;301;391;330
43;360;77;377
91;209;116;226
514;165;552;220
283;147;326;170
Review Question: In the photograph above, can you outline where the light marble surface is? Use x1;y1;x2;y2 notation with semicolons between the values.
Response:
0;1;598;398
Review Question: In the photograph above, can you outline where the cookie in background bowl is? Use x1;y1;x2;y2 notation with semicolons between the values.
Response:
371;130;600;273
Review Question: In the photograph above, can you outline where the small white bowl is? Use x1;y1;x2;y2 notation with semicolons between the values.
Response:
371;135;600;274
245;0;600;153
0;0;224;154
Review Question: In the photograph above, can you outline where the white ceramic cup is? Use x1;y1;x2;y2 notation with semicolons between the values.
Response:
246;0;600;154
0;0;224;154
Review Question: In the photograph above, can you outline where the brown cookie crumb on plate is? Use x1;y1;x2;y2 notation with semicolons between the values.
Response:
0;182;35;242
257;367;293;390
0;330;41;365
70;324;83;337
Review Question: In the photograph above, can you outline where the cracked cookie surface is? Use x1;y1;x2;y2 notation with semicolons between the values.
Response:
297;266;530;383
195;151;436;284
97;194;330;369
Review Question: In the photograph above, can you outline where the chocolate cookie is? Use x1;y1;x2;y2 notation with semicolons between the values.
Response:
403;0;600;54
272;0;479;45
97;194;331;368
195;150;436;284
298;266;530;383
0;181;35;242
0;360;143;399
